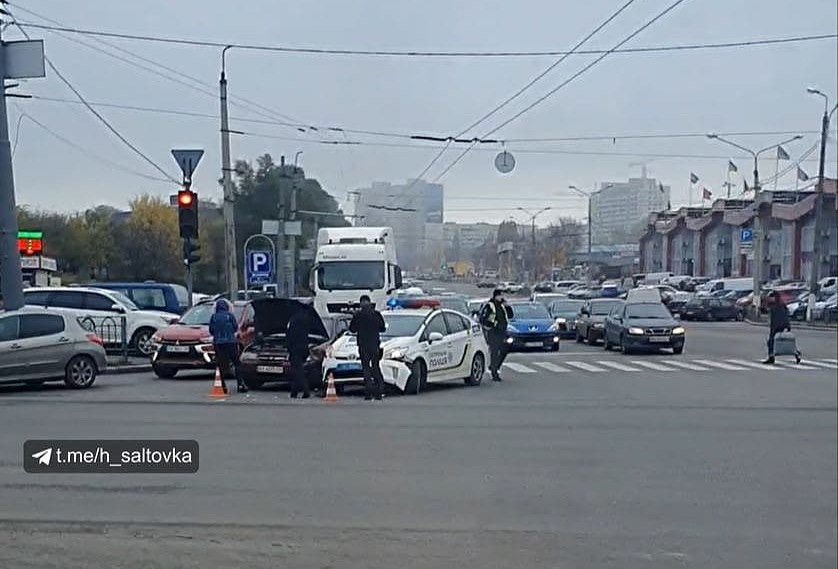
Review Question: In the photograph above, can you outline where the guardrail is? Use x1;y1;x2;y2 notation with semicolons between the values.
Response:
77;315;129;363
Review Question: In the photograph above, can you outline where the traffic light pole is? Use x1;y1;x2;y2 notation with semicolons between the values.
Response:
220;48;239;300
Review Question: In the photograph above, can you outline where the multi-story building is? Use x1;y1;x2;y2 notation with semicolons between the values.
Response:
591;176;671;245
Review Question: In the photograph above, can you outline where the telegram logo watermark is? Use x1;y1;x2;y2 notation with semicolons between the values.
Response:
24;440;199;473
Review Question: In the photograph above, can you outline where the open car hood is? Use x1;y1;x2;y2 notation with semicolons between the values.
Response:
251;298;328;338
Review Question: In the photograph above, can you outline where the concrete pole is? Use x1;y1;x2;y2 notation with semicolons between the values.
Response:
751;156;763;319
807;107;830;321
0;33;25;310
220;48;239;299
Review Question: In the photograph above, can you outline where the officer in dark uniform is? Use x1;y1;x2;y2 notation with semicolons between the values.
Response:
349;295;386;401
286;309;312;399
480;288;514;381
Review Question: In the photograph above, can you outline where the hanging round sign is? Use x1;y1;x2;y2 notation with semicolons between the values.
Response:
494;150;516;174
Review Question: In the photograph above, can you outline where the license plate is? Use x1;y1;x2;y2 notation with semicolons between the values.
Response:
525;341;543;347
166;345;190;353
337;363;362;372
649;336;670;343
257;365;284;374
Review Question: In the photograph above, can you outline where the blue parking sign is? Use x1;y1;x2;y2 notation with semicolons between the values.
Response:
246;250;273;285
740;228;753;243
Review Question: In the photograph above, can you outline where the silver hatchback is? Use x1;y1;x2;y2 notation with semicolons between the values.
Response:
0;307;108;388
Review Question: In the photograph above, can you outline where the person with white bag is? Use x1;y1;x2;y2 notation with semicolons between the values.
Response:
763;291;802;365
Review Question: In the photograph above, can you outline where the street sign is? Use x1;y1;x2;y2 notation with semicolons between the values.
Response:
740;227;754;252
284;221;302;236
261;220;280;235
246;250;273;285
494;151;516;174
171;149;204;181
4;40;46;79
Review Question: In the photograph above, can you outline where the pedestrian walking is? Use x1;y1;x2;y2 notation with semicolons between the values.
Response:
480;288;514;381
763;291;801;364
349;295;386;401
209;299;244;393
286;308;312;399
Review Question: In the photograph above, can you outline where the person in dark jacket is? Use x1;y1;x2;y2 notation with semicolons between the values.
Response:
209;299;243;393
286;308;312;399
480;288;514;381
349;295;386;401
763;291;800;364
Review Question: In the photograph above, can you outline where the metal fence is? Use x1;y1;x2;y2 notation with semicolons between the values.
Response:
77;315;129;362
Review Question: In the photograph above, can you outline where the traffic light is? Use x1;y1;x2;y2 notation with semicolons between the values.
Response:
182;238;201;266
177;189;199;239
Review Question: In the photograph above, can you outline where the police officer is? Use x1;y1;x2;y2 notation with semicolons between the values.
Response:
209;299;244;393
349;295;386;401
286;308;312;399
480;288;514;381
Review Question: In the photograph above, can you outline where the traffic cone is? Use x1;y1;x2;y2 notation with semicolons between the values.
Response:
323;373;339;403
208;367;228;399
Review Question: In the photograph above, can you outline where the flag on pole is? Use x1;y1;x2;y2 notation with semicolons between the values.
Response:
728;160;738;173
690;172;699;184
658;182;665;193
743;179;750;193
702;187;712;200
776;146;790;160
797;167;809;181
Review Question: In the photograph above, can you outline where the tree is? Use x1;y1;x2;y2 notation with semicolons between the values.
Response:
112;195;182;282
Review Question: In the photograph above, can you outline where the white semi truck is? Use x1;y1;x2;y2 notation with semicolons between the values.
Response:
311;227;402;315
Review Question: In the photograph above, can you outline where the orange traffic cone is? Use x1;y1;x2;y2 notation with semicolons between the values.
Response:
208;367;228;399
323;373;339;403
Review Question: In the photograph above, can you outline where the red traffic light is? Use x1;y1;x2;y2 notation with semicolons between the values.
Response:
177;190;195;208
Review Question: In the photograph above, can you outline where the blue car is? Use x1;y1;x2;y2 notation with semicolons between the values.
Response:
505;301;560;351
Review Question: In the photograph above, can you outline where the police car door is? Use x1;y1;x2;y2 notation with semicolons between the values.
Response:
442;311;470;376
422;313;451;379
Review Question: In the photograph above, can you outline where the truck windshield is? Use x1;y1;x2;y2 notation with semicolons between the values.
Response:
318;261;385;290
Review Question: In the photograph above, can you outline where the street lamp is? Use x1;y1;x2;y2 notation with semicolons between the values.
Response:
706;133;802;317
569;183;615;281
517;206;551;281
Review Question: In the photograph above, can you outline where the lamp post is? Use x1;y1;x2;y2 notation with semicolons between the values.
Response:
569;183;614;282
706;133;802;317
517;206;551;282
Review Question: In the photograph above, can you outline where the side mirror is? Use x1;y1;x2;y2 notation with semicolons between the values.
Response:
428;331;444;343
111;304;126;313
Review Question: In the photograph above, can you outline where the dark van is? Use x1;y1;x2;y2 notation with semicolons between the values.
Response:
89;282;189;314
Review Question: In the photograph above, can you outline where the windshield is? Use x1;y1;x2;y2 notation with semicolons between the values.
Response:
109;291;139;311
381;314;426;338
179;302;244;325
626;303;672;319
318;261;385;290
549;300;584;314
510;303;551;319
590;301;623;315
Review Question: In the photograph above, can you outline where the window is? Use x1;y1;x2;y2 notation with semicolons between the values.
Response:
443;311;467;333
131;287;168;309
84;292;118;311
19;314;65;338
317;261;385;290
50;291;85;309
0;315;19;342
423;314;448;339
24;290;52;306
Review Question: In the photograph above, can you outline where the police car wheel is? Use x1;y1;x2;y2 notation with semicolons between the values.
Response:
465;353;484;386
406;359;426;395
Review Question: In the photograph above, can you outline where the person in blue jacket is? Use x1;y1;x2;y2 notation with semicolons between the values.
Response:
209;299;245;393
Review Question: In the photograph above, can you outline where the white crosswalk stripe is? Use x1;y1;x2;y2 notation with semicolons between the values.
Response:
502;362;537;373
693;359;749;371
629;360;677;372
772;361;820;371
596;361;642;372
564;361;606;372
820;358;838;364
725;359;781;371
532;362;571;373
803;360;838;369
665;360;711;371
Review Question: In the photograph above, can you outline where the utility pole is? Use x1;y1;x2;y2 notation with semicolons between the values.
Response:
276;155;287;297
517;206;551;282
220;46;239;299
287;151;302;297
806;87;832;320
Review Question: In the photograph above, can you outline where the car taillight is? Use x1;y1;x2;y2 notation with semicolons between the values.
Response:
86;333;104;347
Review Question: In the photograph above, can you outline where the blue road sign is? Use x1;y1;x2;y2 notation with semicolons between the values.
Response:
246;250;273;285
740;228;753;243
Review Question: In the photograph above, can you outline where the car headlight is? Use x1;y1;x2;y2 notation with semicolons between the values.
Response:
672;326;685;335
386;348;405;360
160;315;177;325
555;317;567;324
593;323;604;329
627;327;645;335
150;333;162;344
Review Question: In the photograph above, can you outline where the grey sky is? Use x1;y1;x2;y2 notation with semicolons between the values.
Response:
8;0;837;225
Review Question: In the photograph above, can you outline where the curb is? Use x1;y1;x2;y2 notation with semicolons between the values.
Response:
743;318;837;331
103;364;152;375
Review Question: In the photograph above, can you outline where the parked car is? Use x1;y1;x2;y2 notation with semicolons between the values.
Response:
603;302;685;354
680;297;739;321
546;299;586;338
88;282;190;314
817;276;837;296
552;280;584;292
23;287;179;356
533;281;554;293
506;301;561;350
575;298;624;345
149;300;250;378
435;295;472;318
0;307;107;388
531;292;567;309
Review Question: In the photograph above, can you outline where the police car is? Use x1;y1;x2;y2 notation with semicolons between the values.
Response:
322;298;488;394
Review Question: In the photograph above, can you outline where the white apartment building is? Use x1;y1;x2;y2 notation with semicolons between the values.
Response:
591;176;670;245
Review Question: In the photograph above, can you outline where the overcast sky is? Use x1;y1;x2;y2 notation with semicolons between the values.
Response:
7;0;837;225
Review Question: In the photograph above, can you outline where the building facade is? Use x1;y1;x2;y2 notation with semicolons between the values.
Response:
591;177;671;245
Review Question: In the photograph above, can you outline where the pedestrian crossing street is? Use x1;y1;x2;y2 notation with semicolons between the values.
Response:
502;357;838;375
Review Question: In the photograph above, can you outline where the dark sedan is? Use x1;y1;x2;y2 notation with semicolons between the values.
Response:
575;298;624;345
681;297;739;321
603;302;685;355
546;299;586;338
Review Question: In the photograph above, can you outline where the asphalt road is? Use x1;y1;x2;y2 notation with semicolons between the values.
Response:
0;317;835;568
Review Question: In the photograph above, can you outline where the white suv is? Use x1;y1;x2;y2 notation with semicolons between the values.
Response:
23;287;179;356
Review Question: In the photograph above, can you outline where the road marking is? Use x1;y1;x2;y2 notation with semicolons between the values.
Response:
772;361;820;371
564;361;606;372
803;360;838;369
692;359;749;371
532;362;571;373
725;359;782;371
502;362;537;374
629;360;677;372
596;360;642;372
819;358;838;364
665;360;711;371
